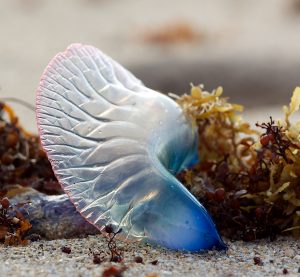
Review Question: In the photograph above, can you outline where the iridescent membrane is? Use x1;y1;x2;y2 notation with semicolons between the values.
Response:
36;44;226;251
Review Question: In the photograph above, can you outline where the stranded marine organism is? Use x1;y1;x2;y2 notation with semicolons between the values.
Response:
36;44;226;251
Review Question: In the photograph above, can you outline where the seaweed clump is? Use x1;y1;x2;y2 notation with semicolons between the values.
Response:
0;102;61;195
0;101;61;245
176;86;300;241
0;193;31;245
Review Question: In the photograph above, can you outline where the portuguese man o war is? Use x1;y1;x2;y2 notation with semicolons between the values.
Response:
36;44;226;251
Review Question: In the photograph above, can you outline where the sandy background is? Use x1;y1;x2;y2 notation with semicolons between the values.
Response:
1;0;300;132
1;1;300;276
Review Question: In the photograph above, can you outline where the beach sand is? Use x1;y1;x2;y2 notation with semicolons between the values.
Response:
1;235;300;277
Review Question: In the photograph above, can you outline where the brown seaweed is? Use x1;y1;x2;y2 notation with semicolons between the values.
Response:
0;102;61;195
176;86;300;240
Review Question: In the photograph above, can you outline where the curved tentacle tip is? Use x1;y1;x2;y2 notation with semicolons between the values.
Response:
36;43;226;252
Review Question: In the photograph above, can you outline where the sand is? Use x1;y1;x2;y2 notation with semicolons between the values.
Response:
1;0;300;132
0;235;299;277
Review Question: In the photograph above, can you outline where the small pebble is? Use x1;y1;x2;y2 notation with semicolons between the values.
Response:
61;246;71;254
150;260;158;265
134;256;143;264
111;255;122;263
92;254;102;264
27;234;42;242
253;256;263;266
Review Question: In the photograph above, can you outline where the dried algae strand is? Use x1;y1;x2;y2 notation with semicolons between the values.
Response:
176;86;300;240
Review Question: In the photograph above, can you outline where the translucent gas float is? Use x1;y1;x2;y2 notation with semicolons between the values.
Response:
36;44;226;251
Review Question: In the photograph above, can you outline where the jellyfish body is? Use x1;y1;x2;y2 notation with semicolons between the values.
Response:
36;44;226;251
